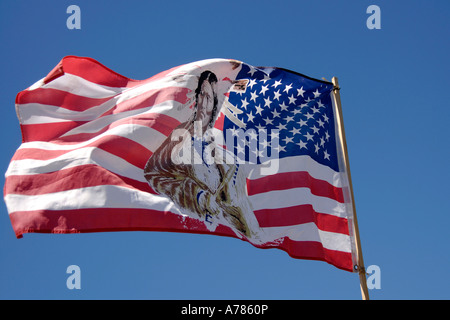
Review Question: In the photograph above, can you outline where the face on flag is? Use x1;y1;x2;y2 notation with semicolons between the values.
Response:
4;57;358;272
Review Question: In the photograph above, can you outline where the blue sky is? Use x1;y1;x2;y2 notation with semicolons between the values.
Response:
0;0;449;300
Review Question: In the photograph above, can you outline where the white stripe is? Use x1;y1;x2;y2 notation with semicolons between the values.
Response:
17;96;189;125
17;106;72;124
249;187;348;218
61;101;186;137
27;78;45;91
260;222;351;252
6;147;146;182
4;185;182;215
248;155;347;188
15;122;167;153
43;73;126;98
96;124;167;152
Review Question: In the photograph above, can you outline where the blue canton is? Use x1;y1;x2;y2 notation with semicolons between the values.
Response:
223;63;339;172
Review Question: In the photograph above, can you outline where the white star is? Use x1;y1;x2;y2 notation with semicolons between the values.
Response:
264;97;272;107
277;123;287;130
290;127;301;135
313;89;321;98
248;130;258;140
272;108;281;118
273;90;281;101
248;66;258;76
260;84;269;96
297;86;305;97
263;116;273;125
324;150;330;160
235;144;245;154
274;144;286;153
299;119;307;127
297;140;307;150
248;79;257;89
283;83;293;93
261;73;271;83
229;127;239;136
260;138;270;148
250;91;259;102
271;130;279;139
320;136;325;147
247;111;255;122
305;113;314;120
241;98;249;109
317;118;324;127
317;100;325;108
314;143;320;154
272;79;282;88
325;131;330;141
311;106;320;113
279;101;289;111
288;94;296;105
255;104;263;115
255;123;265;131
283;136;294;144
285;115;294;123
305;132;314;141
323;114;329;122
311;125;320;134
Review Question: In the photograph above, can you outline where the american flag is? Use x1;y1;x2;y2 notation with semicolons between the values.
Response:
4;57;357;272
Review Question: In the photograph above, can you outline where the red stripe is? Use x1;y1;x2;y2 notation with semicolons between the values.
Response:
17;85;191;115
4;164;154;196
12;147;68;161
16;88;112;111
15;134;153;169
19;112;179;144
95;135;152;169
59;56;139;88
254;204;349;235
247;171;344;203
8;209;353;271
57;113;180;143
258;238;353;272
54;56;184;88
99;86;191;117
21;121;88;142
9;208;236;240
14;124;160;160
103;87;191;117
213;112;225;131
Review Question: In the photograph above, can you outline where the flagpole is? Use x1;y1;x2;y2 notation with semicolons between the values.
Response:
331;77;370;300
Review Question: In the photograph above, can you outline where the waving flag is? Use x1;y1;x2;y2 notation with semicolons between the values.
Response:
4;57;358;271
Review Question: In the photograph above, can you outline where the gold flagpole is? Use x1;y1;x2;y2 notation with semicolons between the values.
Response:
331;77;370;300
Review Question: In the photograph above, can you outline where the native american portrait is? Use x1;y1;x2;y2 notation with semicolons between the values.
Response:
144;70;260;240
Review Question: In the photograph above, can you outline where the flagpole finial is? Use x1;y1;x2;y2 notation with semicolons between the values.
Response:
331;76;340;92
